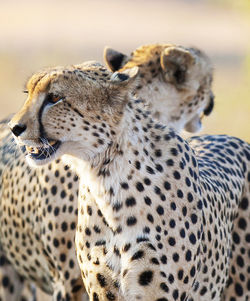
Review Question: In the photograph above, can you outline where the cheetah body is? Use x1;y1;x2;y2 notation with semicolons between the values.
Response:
0;44;214;300
9;62;250;301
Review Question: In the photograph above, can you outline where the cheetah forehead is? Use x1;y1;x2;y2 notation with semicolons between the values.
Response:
120;44;168;70
26;61;113;93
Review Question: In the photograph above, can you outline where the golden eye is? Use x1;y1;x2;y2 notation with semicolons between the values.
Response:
52;95;61;103
47;93;62;104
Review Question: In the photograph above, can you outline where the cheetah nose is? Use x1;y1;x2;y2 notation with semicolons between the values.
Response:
9;123;27;137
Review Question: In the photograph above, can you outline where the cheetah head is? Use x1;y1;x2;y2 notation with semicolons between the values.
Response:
104;44;214;132
9;62;139;166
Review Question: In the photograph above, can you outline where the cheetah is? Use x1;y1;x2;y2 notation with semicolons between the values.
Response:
0;245;35;301
0;44;214;301
9;61;250;301
104;44;214;132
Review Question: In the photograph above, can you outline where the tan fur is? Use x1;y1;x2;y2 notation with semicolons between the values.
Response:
1;44;214;301
9;61;250;301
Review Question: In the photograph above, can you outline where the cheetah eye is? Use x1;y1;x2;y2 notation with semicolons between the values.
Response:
46;93;63;104
23;90;29;94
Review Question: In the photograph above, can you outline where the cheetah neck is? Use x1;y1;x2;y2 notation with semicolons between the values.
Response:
77;100;185;233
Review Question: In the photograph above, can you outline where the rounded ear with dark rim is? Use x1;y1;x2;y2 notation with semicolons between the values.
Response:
203;92;214;116
110;67;139;86
161;46;195;85
109;67;139;107
104;47;129;72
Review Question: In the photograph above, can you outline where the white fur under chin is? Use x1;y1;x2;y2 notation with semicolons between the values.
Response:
25;150;60;167
62;154;87;176
26;155;47;167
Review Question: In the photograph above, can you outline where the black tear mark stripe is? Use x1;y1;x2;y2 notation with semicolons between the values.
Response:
37;97;84;141
38;91;52;140
30;72;50;140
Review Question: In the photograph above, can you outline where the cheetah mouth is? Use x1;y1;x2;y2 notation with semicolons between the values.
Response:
22;140;61;160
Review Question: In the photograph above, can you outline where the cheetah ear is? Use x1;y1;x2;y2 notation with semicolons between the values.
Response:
104;47;129;72
109;67;139;108
184;115;202;133
161;46;195;85
110;67;139;86
203;92;214;116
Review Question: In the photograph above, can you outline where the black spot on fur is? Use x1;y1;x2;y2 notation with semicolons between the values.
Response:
138;270;153;286
96;273;107;287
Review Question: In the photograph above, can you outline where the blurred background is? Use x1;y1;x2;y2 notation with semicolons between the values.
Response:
0;0;249;140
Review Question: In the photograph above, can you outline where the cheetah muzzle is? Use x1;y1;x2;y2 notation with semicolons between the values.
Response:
23;140;61;161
